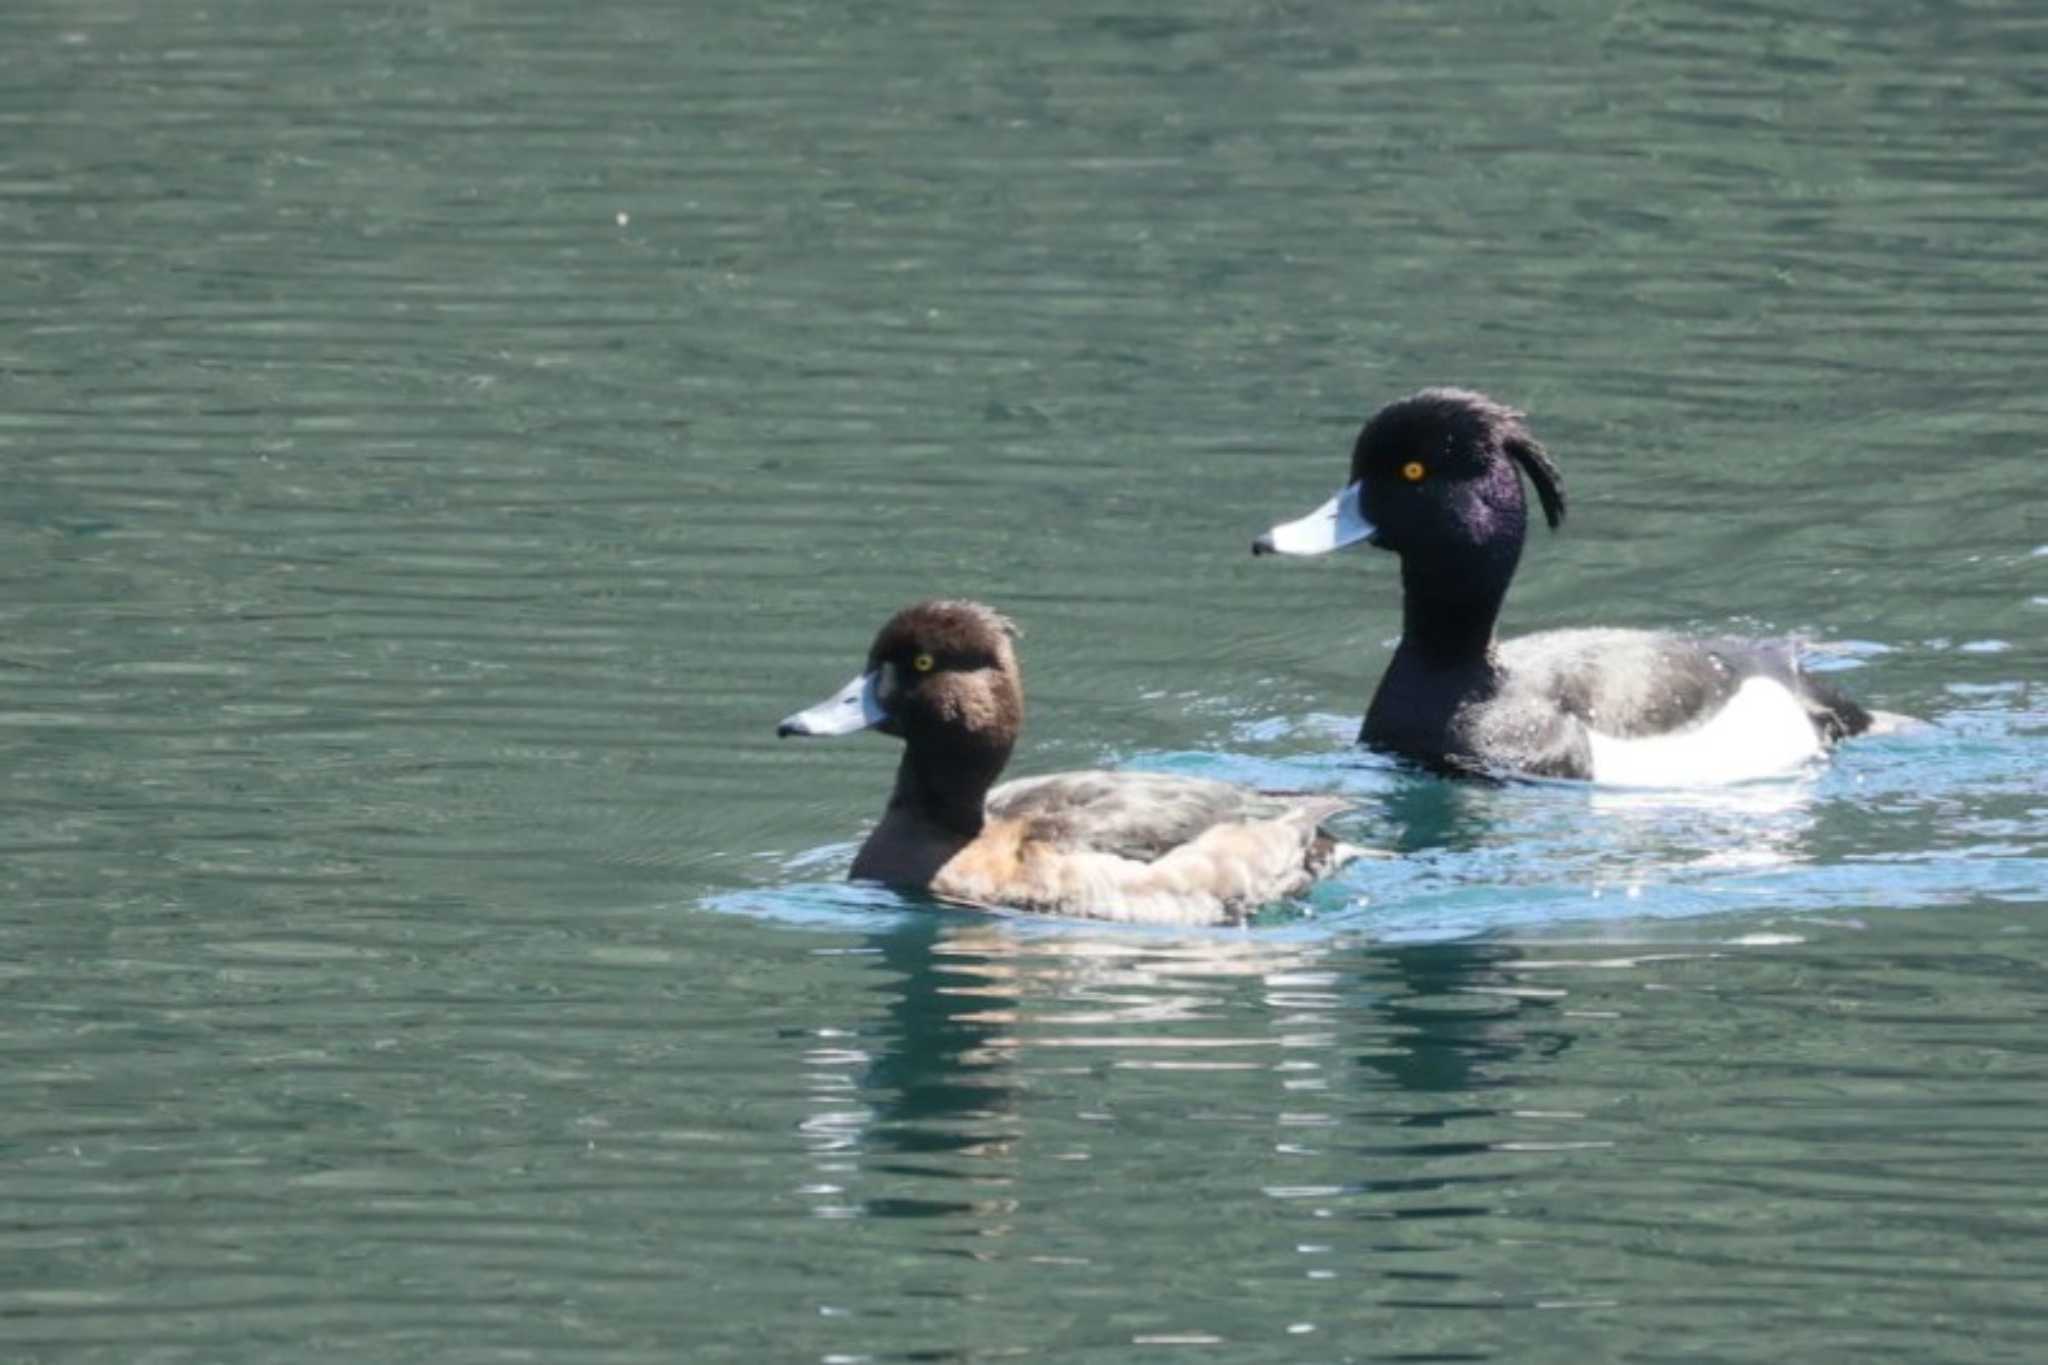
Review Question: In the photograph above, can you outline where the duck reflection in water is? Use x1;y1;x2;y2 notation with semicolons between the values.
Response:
795;912;1341;1236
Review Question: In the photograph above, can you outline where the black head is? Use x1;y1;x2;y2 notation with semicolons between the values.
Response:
1349;388;1564;559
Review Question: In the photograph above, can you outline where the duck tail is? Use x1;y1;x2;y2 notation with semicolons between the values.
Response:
1802;676;1873;742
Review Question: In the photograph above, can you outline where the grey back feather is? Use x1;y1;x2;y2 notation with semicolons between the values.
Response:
989;771;1346;864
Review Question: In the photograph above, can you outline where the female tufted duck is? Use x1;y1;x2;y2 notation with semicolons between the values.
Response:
778;599;1361;924
1252;388;1871;783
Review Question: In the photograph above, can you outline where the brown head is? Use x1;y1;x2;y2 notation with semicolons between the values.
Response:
778;600;1025;822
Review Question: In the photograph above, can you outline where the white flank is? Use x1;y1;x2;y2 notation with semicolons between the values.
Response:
1586;677;1822;787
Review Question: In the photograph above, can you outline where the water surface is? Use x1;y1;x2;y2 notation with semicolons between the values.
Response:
4;0;2046;1359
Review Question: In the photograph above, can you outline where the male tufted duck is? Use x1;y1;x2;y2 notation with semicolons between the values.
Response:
778;599;1361;924
1252;388;1871;783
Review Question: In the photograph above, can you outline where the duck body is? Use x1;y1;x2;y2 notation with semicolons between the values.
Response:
858;770;1352;927
781;600;1359;926
1369;627;1870;783
1255;388;1872;785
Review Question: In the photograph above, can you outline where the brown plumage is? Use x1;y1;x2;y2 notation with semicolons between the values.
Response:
777;599;1364;926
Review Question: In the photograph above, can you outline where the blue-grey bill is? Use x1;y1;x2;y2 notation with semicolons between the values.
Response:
777;671;887;737
1253;482;1374;556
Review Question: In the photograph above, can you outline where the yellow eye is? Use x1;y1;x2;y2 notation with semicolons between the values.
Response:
1401;460;1427;482
912;653;935;673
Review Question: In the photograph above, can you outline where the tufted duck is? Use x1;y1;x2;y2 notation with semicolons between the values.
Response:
1252;388;1871;782
778;599;1362;923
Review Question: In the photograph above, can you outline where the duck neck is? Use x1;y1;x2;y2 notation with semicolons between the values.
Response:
1392;544;1513;671
1365;559;1509;761
885;736;1010;840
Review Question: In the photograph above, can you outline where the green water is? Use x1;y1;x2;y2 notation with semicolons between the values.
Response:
5;0;2046;1359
